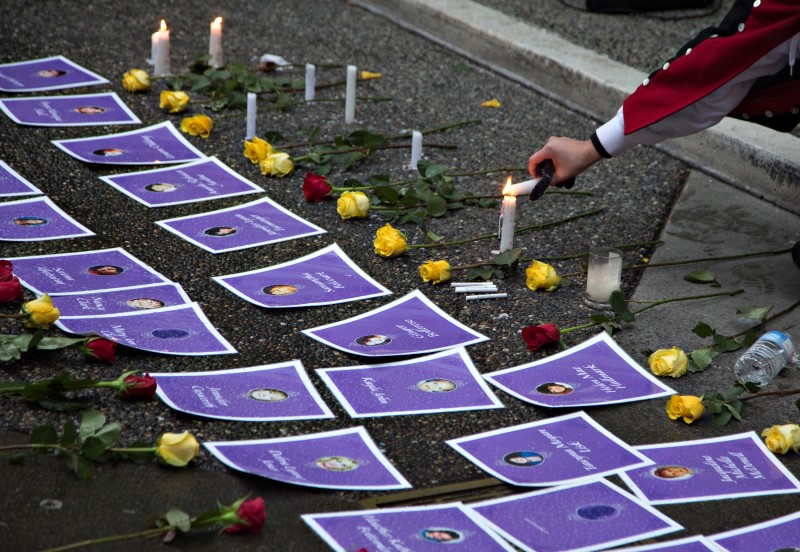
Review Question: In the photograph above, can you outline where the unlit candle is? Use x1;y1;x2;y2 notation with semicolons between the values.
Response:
345;65;356;123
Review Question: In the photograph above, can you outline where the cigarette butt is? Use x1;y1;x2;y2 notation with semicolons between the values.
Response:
450;281;493;287
466;293;507;300
454;286;498;293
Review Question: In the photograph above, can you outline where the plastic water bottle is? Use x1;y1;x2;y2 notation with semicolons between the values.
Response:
733;330;796;386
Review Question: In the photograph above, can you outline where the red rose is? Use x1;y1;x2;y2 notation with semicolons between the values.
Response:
302;172;332;202
0;275;23;303
121;373;157;400
84;337;118;364
0;260;14;281
224;497;266;535
521;323;560;352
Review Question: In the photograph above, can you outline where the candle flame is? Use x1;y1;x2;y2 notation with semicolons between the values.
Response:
159;19;168;31
213;16;222;25
502;176;512;195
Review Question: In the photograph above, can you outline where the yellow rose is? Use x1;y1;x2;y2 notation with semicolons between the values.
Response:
121;69;150;93
481;98;501;108
525;260;560;291
336;191;370;220
649;347;689;378
20;293;60;329
259;152;293;177
374;224;407;258
243;137;273;164
159;90;190;113
155;431;200;467
180;115;213;138
666;395;705;424
761;424;800;454
360;70;382;80
420;260;451;284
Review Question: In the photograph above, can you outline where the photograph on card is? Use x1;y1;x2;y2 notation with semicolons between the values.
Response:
49;282;191;317
0;196;94;241
0;56;109;92
0;92;140;126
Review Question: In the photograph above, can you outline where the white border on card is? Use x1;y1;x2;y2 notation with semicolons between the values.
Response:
618;432;800;505
466;478;683;552
204;426;412;491
150;361;335;421
709;509;800;550
615;535;721;551
0;160;43;196
98;156;264;207
0;92;140;126
48;281;191;301
0;196;95;240
301;503;516;552
155;196;326;253
212;243;392;307
0;55;109;92
302;289;489;356
446;410;653;486
483;332;675;407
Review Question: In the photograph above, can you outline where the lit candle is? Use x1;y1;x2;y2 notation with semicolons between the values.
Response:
209;17;224;69
246;92;256;140
305;63;316;104
505;177;541;196
152;20;170;77
409;130;422;172
345;64;357;123
499;177;516;252
585;247;623;307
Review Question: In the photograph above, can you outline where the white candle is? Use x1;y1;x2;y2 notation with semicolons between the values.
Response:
246;92;257;140
586;247;623;305
150;32;158;64
153;20;170;77
409;130;422;172
505;177;541;196
450;281;494;287
466;293;507;301
345;64;357;123
454;286;498;293
209;17;223;69
498;178;516;252
305;63;316;104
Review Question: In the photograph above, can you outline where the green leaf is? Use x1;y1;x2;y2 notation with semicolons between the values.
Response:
60;421;77;448
795;397;800;414
692;322;716;338
374;186;399;204
263;130;284;143
423;163;446;179
479;198;498;208
492;248;521;266
81;436;110;460
739;331;758;348
31;424;58;447
725;400;744;421
687;347;718;372
368;174;391;187
713;334;742;352
426;196;448;217
447;201;465;211
737;306;773;321
609;291;634;323
67;452;95;480
165;508;192;533
453;62;469;73
399;189;419;208
8;453;25;465
79;410;106;441
190;76;211;92
466;267;495;281
713;409;733;426
684;269;716;283
34;337;85;350
115;440;155;464
274;92;292;109
425;231;444;243
92;423;122;448
720;385;746;401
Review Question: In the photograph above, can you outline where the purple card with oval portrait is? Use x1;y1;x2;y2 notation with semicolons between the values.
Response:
467;479;682;552
618;432;800;505
49;282;191;317
55;302;236;356
0;93;140;126
98;157;263;207
151;361;334;421
6;248;169;294
0;196;94;241
155;196;326;253
302;290;489;357
0;56;108;92
204;426;411;490
316;347;503;417
302;503;515;551
51;121;206;165
711;510;800;552
617;536;721;552
213;243;391;308
447;411;652;487
0;161;43;197
483;332;675;408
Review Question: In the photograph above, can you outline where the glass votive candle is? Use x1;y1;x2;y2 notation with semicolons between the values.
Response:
584;246;623;309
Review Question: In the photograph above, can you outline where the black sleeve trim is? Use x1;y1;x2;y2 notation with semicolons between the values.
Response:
590;132;612;159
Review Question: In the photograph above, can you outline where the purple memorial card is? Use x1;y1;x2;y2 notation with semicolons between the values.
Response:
316;347;504;417
618;432;800;505
710;510;800;552
447;411;652;487
151;361;334;421
484;332;675;408
302;503;515;551
156;196;326;253
55;302;237;356
213;243;391;308
204;426;411;490
51;121;206;165
617;536;721;552
0;56;108;92
468;478;683;552
0;93;140;126
0;196;94;241
302;289;489;357
98;157;264;207
0;161;43;197
6;248;169;294
49;282;191;317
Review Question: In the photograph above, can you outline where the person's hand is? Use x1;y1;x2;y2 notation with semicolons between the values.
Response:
528;137;602;186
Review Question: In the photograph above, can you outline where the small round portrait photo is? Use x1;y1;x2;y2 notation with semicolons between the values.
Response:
247;388;289;402
12;216;48;226
126;298;165;309
314;456;359;472
503;451;545;467
535;382;574;395
204;226;237;237
575;504;621;521
420;528;463;543
773;548;800;552
263;284;298;296
88;265;125;276
150;328;190;340
355;334;392;347
75;106;106;115
145;183;178;193
416;378;457;393
652;465;694;480
37;69;66;77
92;148;124;157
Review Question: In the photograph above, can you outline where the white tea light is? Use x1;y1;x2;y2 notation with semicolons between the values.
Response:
409;130;422;172
345;64;357;123
305;63;316;104
152;19;170;77
499;177;517;252
209;17;224;69
246;92;256;140
585;246;623;309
